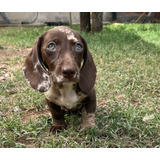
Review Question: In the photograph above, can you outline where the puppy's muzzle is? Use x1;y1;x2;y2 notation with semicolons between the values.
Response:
62;66;76;79
61;66;80;82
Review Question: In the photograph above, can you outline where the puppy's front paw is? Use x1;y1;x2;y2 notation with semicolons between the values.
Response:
78;123;95;130
80;110;95;130
49;124;66;133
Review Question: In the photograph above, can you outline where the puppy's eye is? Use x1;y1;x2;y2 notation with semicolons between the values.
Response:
75;43;83;51
48;43;56;50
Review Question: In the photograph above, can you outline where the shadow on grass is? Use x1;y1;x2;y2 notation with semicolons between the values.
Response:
81;24;160;57
0;45;4;49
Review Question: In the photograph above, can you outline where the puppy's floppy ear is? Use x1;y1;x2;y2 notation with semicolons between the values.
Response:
79;37;97;95
23;36;51;92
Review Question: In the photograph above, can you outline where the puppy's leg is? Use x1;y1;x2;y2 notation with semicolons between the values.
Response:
80;90;96;129
46;99;66;132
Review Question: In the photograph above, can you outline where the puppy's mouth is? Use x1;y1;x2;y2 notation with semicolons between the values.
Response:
50;66;80;84
54;73;80;84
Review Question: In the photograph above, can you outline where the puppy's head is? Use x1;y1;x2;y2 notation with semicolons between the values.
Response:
23;26;96;94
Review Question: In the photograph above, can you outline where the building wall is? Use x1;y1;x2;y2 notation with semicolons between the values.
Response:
0;12;80;24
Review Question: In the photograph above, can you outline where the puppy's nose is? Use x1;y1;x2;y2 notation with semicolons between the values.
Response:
62;67;76;79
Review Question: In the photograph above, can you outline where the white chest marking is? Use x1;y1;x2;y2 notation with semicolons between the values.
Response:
45;82;86;110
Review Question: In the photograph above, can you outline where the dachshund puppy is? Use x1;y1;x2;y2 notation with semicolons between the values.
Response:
23;26;97;132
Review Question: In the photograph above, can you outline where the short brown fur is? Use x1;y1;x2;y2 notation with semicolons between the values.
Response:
23;26;97;132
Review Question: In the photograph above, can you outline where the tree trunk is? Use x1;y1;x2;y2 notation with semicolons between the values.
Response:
80;12;91;32
92;12;103;32
69;12;72;28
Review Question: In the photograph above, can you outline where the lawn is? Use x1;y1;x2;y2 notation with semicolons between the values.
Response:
0;24;160;148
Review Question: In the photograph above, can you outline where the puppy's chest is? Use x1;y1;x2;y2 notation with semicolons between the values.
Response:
45;83;86;110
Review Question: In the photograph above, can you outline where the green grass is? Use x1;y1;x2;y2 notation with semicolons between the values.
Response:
0;24;160;148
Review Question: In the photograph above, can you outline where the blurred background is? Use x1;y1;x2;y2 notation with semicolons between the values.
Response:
0;12;160;26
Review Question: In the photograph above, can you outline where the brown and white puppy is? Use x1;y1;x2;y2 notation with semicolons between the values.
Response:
23;26;97;132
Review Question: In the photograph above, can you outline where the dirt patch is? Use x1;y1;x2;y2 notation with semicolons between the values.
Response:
11;63;24;71
0;48;32;82
22;106;51;123
0;48;31;57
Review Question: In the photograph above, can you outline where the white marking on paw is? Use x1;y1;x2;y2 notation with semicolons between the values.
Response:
81;109;95;127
